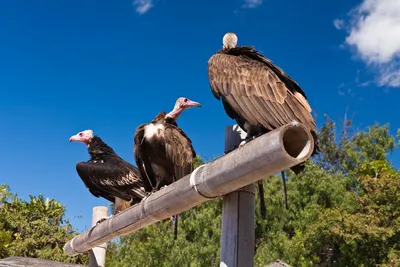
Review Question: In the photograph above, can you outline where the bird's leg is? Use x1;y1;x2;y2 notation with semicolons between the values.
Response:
173;214;179;240
281;171;289;210
140;192;153;203
154;180;164;192
257;180;267;220
239;135;256;147
153;180;170;193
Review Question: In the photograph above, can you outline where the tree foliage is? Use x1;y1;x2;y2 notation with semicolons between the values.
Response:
0;186;88;264
103;117;400;266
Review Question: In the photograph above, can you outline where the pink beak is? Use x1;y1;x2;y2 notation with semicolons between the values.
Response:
69;134;83;142
184;100;201;108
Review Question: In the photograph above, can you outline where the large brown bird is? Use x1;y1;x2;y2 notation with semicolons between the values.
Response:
70;129;147;223
134;97;200;239
208;32;319;215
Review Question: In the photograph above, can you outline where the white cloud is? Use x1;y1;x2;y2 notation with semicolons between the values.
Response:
242;0;263;8
133;0;153;14
333;19;344;30
378;63;400;87
335;0;400;87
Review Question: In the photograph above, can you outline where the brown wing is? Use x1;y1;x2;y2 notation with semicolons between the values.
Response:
208;52;316;132
133;123;156;192
164;124;196;182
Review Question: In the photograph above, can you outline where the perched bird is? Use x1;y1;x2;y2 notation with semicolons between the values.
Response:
70;129;147;223
134;97;200;239
208;32;319;215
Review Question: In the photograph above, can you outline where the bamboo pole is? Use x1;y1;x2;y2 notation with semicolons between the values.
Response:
88;206;108;267
220;125;256;267
64;121;314;256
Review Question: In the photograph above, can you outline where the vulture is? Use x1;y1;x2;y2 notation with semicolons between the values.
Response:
134;97;200;239
70;129;147;223
208;32;319;216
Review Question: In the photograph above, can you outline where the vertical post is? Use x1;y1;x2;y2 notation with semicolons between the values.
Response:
88;206;108;267
220;125;256;267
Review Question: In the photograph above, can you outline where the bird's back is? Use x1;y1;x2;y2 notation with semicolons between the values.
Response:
77;137;146;203
134;114;195;191
208;45;319;153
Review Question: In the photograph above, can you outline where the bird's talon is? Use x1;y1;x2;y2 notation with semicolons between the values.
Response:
96;215;112;225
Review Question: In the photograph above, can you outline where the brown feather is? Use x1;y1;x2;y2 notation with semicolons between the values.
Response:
134;112;196;191
208;42;319;215
208;47;319;154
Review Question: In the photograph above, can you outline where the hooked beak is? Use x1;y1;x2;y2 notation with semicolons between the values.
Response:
69;134;83;143
185;100;201;108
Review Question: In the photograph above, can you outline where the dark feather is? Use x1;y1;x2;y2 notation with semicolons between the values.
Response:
134;111;196;240
134;112;196;191
76;136;146;211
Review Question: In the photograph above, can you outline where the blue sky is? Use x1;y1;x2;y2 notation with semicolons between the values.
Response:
1;0;400;231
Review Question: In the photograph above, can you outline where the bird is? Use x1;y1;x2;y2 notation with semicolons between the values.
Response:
134;97;200;239
207;32;319;215
70;129;147;223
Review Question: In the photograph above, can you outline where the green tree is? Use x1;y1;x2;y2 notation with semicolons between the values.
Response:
0;185;88;264
255;118;400;267
106;119;400;267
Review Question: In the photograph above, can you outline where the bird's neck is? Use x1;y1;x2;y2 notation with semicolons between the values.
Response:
151;111;178;127
164;115;178;127
165;108;183;121
88;136;117;160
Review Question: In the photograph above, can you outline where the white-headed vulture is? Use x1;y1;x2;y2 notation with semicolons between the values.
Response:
208;32;320;215
70;129;147;223
134;97;200;239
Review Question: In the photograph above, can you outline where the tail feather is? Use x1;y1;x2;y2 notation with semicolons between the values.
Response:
290;162;305;175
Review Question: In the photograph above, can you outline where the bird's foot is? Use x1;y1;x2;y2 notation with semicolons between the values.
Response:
151;188;158;193
95;215;113;225
142;193;152;202
239;136;256;147
239;140;247;147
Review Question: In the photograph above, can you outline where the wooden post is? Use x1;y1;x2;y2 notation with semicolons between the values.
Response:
64;122;314;256
88;206;108;267
220;125;256;267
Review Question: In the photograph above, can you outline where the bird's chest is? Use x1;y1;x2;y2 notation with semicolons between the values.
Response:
144;123;165;141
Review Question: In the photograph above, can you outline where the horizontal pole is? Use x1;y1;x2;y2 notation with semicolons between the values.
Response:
64;121;314;256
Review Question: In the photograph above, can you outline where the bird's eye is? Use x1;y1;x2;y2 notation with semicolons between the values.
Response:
184;98;188;102
79;133;83;136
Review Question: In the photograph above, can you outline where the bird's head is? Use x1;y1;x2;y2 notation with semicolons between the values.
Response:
165;97;201;121
223;32;238;50
69;129;94;146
